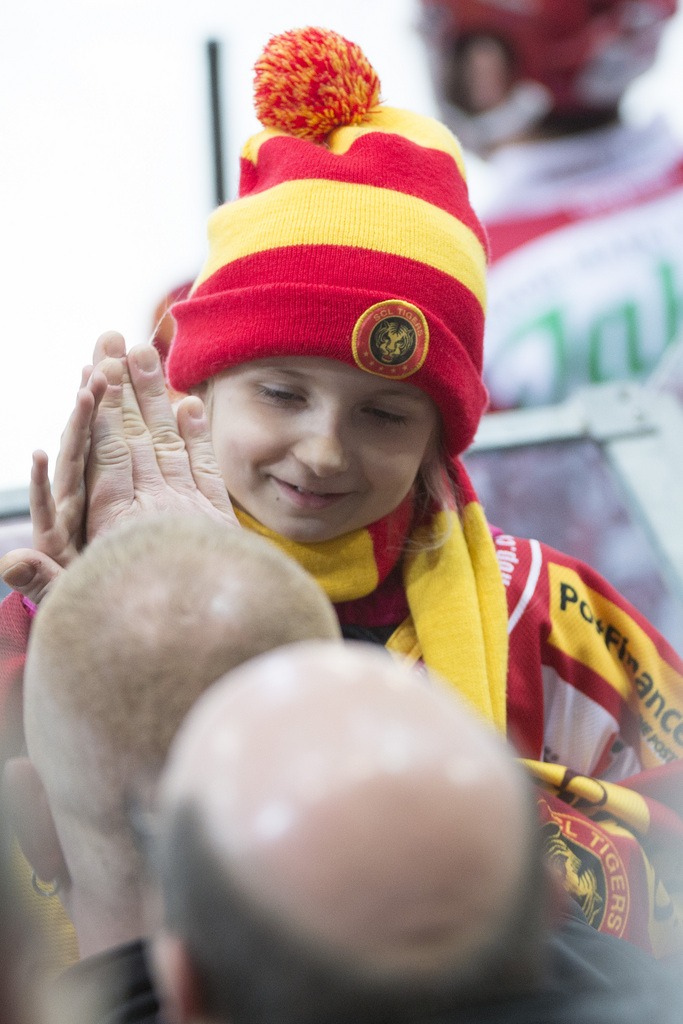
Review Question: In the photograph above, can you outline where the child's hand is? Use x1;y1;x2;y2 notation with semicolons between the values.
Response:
85;340;238;540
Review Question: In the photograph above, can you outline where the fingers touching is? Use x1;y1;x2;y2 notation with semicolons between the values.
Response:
176;397;239;523
86;340;237;536
92;330;126;365
22;332;237;589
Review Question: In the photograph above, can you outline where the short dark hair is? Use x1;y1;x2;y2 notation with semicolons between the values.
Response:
156;793;549;1024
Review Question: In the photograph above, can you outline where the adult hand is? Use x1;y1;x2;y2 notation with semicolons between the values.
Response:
85;340;238;540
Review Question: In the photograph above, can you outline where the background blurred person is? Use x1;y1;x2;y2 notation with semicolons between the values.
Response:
421;0;683;408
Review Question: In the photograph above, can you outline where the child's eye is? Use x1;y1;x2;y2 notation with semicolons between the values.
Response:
256;386;303;404
366;407;408;426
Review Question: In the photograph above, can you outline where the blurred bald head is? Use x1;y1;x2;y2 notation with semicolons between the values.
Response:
156;643;545;1024
22;517;339;924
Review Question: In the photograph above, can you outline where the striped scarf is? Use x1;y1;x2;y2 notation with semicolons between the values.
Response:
236;460;509;734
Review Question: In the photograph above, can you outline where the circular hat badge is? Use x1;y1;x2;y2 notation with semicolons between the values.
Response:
352;301;429;379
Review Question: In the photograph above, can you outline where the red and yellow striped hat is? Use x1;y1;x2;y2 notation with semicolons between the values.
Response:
168;26;489;457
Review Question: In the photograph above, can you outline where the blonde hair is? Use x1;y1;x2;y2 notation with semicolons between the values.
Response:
409;437;465;551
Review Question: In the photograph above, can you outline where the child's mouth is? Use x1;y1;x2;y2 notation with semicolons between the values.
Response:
274;478;349;509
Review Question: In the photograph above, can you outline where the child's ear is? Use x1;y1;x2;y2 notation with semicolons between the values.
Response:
2;757;68;885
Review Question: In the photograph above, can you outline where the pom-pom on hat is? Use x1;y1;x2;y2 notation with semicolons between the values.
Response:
253;26;381;141
168;26;489;458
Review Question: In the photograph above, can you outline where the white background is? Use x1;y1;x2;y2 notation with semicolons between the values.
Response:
2;0;683;491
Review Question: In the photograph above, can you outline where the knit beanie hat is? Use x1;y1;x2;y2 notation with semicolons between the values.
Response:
168;27;489;458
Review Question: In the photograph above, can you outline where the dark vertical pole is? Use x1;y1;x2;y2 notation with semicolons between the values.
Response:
207;39;226;206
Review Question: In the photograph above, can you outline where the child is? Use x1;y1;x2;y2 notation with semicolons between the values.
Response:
2;27;683;963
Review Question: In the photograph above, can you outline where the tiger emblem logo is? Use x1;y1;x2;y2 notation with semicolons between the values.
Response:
352;300;429;379
370;317;417;365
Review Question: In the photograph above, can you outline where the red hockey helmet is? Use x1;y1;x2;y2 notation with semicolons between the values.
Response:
421;0;676;138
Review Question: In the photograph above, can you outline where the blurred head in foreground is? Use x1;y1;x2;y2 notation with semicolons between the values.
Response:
4;516;339;960
154;641;548;1024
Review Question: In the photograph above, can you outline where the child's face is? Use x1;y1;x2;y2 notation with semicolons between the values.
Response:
206;357;439;543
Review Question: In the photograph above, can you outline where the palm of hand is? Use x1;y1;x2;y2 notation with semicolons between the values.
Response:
1;334;237;606
85;346;238;542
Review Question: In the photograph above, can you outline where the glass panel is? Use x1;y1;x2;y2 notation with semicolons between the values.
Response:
464;438;683;655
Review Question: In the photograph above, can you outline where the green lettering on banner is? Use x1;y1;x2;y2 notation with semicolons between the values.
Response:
588;303;642;381
658;261;683;347
506;309;568;400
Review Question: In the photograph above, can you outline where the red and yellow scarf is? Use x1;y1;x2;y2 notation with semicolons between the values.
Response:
236;460;509;734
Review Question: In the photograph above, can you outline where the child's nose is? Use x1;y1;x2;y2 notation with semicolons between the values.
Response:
293;432;350;476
